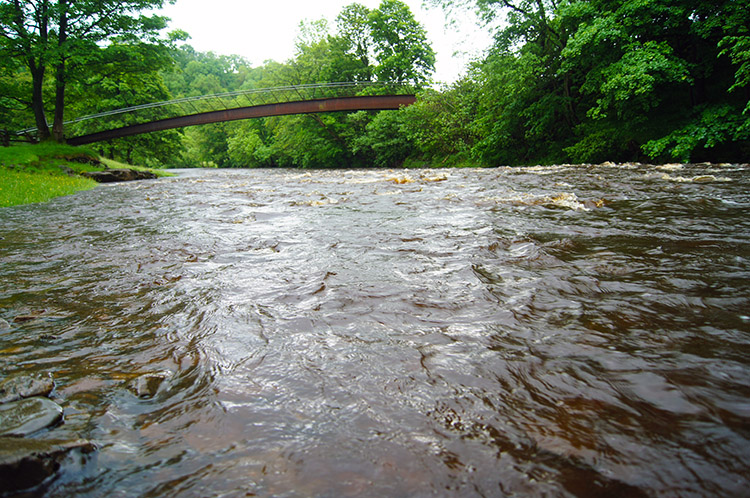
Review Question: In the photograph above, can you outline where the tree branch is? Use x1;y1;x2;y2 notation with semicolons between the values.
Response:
498;0;530;16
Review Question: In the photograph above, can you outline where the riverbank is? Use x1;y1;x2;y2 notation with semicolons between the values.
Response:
0;143;167;208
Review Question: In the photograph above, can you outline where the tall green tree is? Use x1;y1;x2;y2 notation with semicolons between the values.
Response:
368;0;435;86
213;1;435;169
336;3;374;81
0;0;173;142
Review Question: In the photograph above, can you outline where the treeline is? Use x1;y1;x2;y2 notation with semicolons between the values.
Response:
2;0;749;167
425;0;750;165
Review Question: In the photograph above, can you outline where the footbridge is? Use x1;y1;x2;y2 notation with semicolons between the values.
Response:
16;82;416;145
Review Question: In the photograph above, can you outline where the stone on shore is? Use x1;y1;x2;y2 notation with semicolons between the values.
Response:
81;169;157;183
0;373;55;404
0;437;96;493
0;397;64;437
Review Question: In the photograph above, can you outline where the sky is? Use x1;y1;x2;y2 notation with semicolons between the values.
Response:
156;0;494;84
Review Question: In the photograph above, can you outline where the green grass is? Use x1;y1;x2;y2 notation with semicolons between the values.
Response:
99;156;173;177
0;142;100;169
0;168;98;207
0;142;164;207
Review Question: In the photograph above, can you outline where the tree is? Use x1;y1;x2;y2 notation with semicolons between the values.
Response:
0;0;173;142
426;0;750;164
66;42;181;166
0;51;29;136
559;0;750;162
402;79;482;161
368;0;435;86
336;3;374;81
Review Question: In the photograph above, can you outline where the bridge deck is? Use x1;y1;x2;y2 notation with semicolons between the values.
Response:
67;95;415;146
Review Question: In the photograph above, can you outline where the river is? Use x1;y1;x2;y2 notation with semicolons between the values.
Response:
1;164;749;497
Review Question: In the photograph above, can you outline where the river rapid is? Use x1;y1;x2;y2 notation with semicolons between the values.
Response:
1;164;750;497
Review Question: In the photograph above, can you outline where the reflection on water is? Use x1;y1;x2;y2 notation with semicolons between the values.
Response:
1;164;749;496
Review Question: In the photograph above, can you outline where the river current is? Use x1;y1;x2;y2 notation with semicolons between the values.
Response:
1;164;750;497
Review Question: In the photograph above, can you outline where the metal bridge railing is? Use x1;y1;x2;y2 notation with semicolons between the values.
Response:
15;81;413;138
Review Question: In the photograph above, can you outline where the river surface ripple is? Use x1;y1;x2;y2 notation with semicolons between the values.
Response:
1;165;750;497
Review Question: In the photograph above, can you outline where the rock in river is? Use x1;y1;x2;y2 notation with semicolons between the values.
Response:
0;373;55;404
0;397;63;437
129;372;171;399
0;437;96;493
81;168;157;183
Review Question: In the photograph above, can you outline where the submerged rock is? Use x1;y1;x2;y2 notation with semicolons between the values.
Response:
12;310;47;323
0;373;55;404
0;397;63;437
0;318;10;330
0;437;96;493
129;372;171;399
81;169;157;183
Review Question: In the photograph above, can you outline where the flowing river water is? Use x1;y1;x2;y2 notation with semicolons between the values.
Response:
1;164;750;497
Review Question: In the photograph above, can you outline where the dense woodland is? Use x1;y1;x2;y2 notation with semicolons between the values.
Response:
1;0;749;168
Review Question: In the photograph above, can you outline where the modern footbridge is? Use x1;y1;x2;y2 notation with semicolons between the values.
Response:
16;82;416;145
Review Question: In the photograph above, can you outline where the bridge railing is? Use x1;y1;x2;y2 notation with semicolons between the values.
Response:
15;81;414;139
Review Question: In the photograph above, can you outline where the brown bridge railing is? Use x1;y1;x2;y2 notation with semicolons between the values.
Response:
68;95;415;145
15;82;417;145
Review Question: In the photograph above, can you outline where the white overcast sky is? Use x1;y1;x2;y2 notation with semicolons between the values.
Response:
156;0;493;84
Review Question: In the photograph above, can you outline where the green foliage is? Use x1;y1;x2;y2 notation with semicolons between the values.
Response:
368;0;436;86
352;110;415;167
67;41;180;166
719;18;750;115
563;124;639;164
643;105;750;162
469;42;573;165
422;0;750;165
227;124;266;168
337;3;374;81
722;36;750;94
0;0;175;141
401;81;481;160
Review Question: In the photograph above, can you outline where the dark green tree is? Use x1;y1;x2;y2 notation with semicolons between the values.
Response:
337;3;374;81
0;0;173;141
402;79;482;162
428;0;750;164
369;0;435;86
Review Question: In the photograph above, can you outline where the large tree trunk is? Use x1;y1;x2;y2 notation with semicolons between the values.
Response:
51;62;66;142
21;0;51;140
29;62;51;140
51;0;68;143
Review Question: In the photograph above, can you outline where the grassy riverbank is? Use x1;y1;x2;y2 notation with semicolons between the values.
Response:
0;143;163;208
